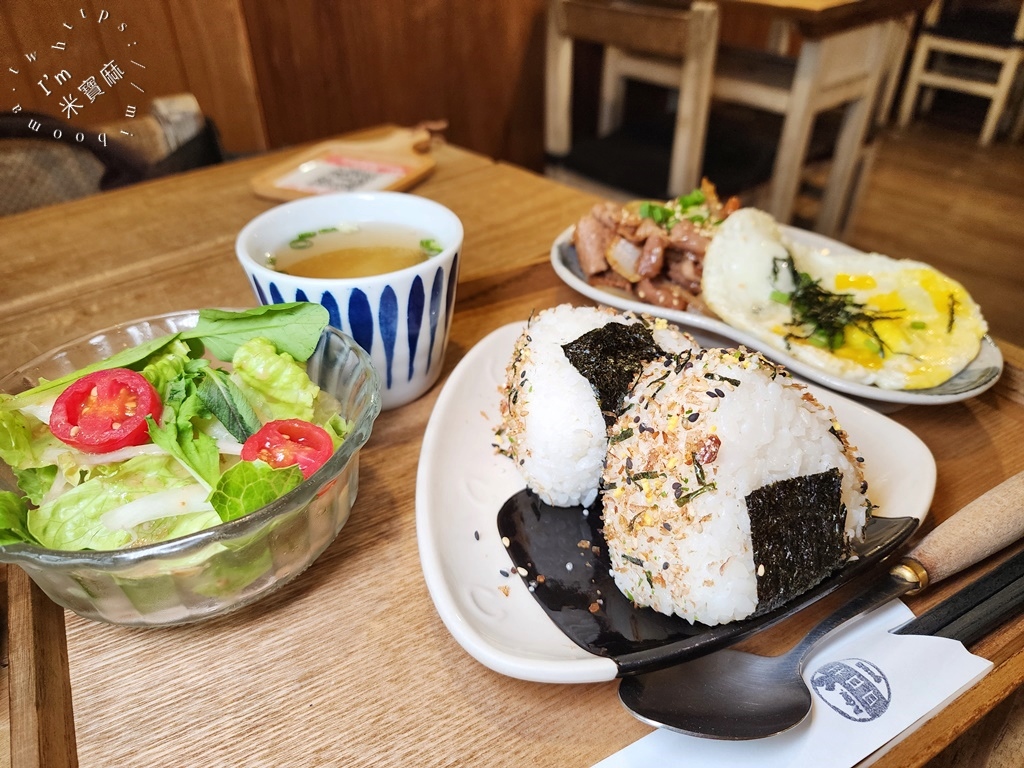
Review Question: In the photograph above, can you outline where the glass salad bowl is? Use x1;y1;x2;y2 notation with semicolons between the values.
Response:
0;310;381;626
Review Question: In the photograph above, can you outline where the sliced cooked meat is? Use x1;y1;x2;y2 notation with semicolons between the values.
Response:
665;250;702;293
634;218;664;241
667;219;711;256
635;276;692;311
591;201;642;240
637;232;668;278
590;269;633;292
571;185;741;314
573;214;615;276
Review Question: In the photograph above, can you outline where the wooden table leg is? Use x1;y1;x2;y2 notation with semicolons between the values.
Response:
6;566;77;768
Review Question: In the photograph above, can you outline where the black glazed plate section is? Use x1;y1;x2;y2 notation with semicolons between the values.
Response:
497;489;919;677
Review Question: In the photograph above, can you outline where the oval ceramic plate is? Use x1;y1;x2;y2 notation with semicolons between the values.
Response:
550;226;1004;405
415;321;937;684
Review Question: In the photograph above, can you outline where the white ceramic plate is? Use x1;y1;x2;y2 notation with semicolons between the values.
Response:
415;321;937;684
550;225;1004;405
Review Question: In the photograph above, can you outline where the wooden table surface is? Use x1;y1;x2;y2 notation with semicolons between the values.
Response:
719;0;932;37
2;128;1024;768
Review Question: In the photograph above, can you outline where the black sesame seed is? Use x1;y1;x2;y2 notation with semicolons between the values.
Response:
688;412;700;422
499;569;510;577
706;390;717;398
715;388;725;397
474;530;480;541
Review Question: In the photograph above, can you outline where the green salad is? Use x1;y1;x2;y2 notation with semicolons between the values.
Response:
0;303;349;551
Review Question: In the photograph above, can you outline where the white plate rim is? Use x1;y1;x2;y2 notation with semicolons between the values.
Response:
416;321;937;684
550;224;1004;405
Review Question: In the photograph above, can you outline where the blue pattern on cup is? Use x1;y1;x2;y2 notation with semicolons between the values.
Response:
445;252;459;336
253;279;269;306
379;286;398;388
320;291;342;334
295;288;309;303
348;288;376;377
270;282;285;304
407;276;425;381
427;267;443;372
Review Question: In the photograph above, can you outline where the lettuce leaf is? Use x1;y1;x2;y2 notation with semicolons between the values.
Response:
209;460;303;522
0;405;61;467
28;454;206;550
0;491;39;545
1;303;325;413
230;338;319;423
147;379;222;490
140;338;200;401
13;465;58;507
185;303;329;362
1;334;187;412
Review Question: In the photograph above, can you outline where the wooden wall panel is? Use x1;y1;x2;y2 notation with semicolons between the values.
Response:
3;1;776;169
240;0;549;169
164;0;268;154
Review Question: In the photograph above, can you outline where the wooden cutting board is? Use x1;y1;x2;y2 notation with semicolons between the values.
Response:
250;125;440;202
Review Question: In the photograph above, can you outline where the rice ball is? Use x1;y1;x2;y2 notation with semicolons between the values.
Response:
497;304;697;507
602;346;870;625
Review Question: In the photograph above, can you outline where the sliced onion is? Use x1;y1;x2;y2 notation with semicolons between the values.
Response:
69;443;167;467
100;484;213;532
216;439;244;456
605;236;644;282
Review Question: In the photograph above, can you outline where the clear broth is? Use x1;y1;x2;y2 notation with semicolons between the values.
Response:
271;223;439;279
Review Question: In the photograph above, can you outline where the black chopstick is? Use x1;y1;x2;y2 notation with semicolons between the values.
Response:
893;547;1024;643
932;575;1024;646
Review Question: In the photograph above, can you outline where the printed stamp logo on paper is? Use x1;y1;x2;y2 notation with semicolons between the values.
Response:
3;7;146;146
811;658;893;722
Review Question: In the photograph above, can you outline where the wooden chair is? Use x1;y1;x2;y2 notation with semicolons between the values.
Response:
709;22;895;235
595;11;902;236
897;0;1024;146
545;0;720;197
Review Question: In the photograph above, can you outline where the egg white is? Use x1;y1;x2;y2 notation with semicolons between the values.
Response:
701;209;988;390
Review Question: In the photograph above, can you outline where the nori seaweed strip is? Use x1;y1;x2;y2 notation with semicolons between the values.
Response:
562;322;665;425
746;468;848;616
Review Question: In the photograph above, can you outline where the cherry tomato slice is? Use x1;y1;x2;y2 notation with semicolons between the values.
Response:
49;368;163;454
241;419;334;480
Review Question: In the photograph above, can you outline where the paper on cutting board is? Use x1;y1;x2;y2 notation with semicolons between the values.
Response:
593;601;993;768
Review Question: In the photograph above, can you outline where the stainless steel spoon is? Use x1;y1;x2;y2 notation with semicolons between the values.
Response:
618;469;1024;741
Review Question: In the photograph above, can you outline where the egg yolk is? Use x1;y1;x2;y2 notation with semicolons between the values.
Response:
809;268;978;388
835;273;877;291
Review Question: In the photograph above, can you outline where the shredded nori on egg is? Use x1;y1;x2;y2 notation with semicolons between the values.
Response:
771;254;903;355
562;322;665;424
746;468;848;616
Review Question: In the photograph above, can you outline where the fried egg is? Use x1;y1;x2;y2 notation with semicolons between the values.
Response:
701;209;988;390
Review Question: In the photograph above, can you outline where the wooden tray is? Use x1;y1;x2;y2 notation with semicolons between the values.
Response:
249;126;439;201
